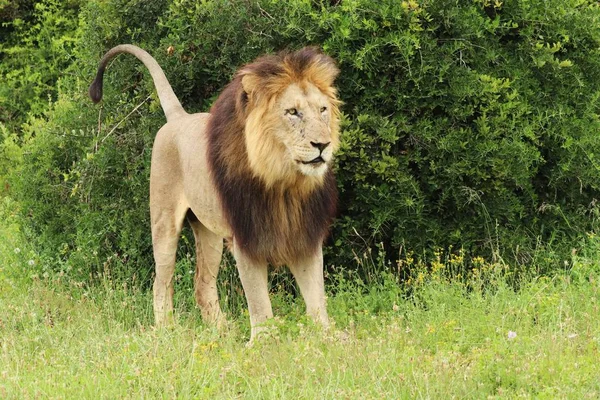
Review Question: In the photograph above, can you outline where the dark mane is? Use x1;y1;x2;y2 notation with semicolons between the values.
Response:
206;49;338;265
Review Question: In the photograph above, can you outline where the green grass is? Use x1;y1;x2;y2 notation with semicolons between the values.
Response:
2;254;600;398
1;201;600;398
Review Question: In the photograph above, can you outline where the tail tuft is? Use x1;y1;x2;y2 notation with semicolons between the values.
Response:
88;67;105;103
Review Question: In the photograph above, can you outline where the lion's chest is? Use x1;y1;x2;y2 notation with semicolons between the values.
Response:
222;177;336;266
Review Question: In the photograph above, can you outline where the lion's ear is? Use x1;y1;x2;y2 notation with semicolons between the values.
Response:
308;53;340;88
241;73;260;97
236;87;249;115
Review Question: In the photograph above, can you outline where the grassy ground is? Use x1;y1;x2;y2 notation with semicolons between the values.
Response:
1;205;600;398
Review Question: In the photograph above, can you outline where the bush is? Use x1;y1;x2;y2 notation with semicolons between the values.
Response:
6;0;600;283
0;0;82;130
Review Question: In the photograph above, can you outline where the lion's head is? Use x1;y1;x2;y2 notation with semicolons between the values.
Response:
239;48;341;187
207;47;341;265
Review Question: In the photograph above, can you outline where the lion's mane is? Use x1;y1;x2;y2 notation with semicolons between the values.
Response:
207;48;340;266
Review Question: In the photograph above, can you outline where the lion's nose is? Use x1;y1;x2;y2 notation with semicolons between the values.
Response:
310;141;330;152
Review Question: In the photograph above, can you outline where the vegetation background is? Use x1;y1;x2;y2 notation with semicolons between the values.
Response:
3;0;600;280
1;0;600;397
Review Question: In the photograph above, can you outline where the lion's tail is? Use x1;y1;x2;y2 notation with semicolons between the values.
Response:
89;44;186;122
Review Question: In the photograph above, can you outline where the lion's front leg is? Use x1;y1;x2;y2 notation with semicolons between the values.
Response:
288;247;329;327
233;241;273;341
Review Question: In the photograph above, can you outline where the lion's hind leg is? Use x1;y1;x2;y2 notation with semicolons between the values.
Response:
188;212;225;326
151;202;187;327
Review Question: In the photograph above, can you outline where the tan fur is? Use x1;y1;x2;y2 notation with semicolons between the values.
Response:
243;82;340;189
90;45;341;341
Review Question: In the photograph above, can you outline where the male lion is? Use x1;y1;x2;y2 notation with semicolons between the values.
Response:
89;45;341;340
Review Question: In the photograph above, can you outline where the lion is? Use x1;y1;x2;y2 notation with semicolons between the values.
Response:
89;44;341;341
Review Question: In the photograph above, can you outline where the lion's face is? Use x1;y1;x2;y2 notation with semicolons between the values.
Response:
244;81;340;188
276;82;339;177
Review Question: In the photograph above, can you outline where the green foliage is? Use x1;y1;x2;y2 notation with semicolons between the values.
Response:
0;0;82;130
2;237;600;397
5;0;600;283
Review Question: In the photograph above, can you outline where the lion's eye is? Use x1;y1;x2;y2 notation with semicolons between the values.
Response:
320;106;327;113
286;108;298;116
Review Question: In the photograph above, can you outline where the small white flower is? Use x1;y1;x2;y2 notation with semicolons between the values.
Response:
28;260;35;266
507;331;517;340
14;248;21;254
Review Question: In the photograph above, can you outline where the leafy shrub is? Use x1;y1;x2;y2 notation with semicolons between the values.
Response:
6;0;600;285
0;0;82;130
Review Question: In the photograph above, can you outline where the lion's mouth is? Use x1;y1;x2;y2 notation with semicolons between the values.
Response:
300;156;325;165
